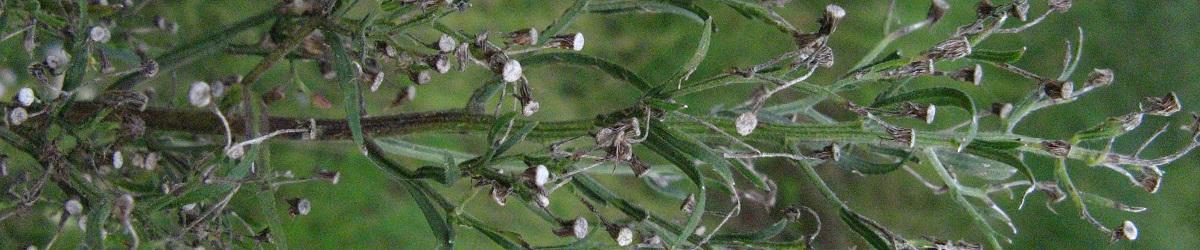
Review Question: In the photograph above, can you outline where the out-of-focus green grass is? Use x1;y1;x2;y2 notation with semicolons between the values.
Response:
2;1;1198;249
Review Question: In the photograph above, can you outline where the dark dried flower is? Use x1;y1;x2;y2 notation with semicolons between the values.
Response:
314;169;341;184
882;59;935;78
1112;220;1138;241
927;0;950;23
262;85;287;105
897;102;937;124
1041;140;1072;157
391;85;417;107
885;126;917;148
552;217;589;239
141;60;159;77
1011;0;1031;21
681;194;696;214
976;0;997;18
817;4;846;36
491;183;511;206
811;143;841;161
1141;92;1181;116
1137;170;1161;193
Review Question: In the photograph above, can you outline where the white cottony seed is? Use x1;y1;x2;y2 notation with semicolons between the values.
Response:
90;26;111;43
533;165;549;187
17;87;35;107
65;199;83;216
570;33;585;51
188;81;212;107
735;112;758;136
522;101;539;117
615;227;634;246
112;151;124;169
8;107;28;125
825;4;846;19
296;199;311;215
1120;220;1138;240
438;34;457;53
501;60;523;82
572;217;589;239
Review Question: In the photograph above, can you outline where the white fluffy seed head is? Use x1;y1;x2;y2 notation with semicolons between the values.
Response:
535;192;550;208
572;217;589;239
1121;220;1138;240
825;4;846;19
8;107;28;125
437;34;457;53
571;33;585;51
533;165;549;187
735;112;758;136
112;151;124;169
17;87;35;107
188;81;212;107
615;227;634;246
522;101;540;117
90;26;111;43
65;199;83;216
502;60;523;82
296;199;311;215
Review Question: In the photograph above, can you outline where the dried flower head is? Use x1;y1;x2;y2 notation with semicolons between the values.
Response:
925;36;972;61
947;64;984;85
490;183;511;206
506;28;538;46
680;193;697;214
1041;140;1072;157
315;169;341;185
548;33;585;51
288;198;311;217
818;4;846;35
1049;0;1072;13
1042;80;1074;100
1011;0;1031;21
882;59;935;78
16;87;36;107
426;53;451;74
1085;68;1114;88
897;102;937;124
992;102;1013;119
812;143;841;161
1112;220;1138;241
188;81;213;107
885;126;917;148
612;226;635;246
522;100;540;117
927;0;950;23
1137;170;1161;193
1141;92;1181;116
112;151;124;169
391;85;417;107
523;164;550;187
1116;112;1144;133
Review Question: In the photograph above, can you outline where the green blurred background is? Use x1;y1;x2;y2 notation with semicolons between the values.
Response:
2;0;1199;249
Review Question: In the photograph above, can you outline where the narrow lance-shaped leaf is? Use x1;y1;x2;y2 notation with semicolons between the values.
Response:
965;141;1039;209
922;149;1004;249
586;0;711;24
967;47;1027;64
706;0;795;33
839;209;893;250
710;218;790;243
670;18;713;86
541;0;591;42
405;182;456;249
521;52;653;92
645;122;709;247
872;87;979;151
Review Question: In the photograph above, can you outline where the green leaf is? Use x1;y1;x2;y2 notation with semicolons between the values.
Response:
466;80;505;114
645;122;709;247
921;149;1003;249
85;197;112;248
587;0;711;24
848;51;905;75
374;138;475;164
669;18;713;86
109;10;276;91
839;209;893;250
471;224;530;250
650;119;736;187
541;0;592;42
967;47;1026;64
711;218;790;242
325;33;367;155
936;149;1017;181
521;52;653;92
706;0;794;33
965;141;1038;209
834;147;912;175
872;87;979;151
405;182;455;250
1071;113;1140;143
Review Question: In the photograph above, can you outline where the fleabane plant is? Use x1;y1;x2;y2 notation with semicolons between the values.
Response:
0;0;1193;249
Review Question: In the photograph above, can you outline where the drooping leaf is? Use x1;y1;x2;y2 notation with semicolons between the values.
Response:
922;149;1004;249
936;149;1017;181
405;182;455;249
839;209;893;250
706;0;794;33
967;48;1026;64
711;218;790;243
965;141;1038;209
374;138;474;164
521;52;653;92
645;122;709;247
872;87;979;151
325;33;366;154
834;147;912;175
650;119;736;187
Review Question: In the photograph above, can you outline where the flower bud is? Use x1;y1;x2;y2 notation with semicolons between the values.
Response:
391;85;417;107
817;4;846;35
948;64;984;85
1138;171;1161;193
547;33;585;51
812;143;841;161
992;102;1013;119
521;101;540;117
1084;68;1114;88
523;164;550;187
898;102;937;124
408;70;432;85
376;41;397;58
927;0;950;23
262;85;287;105
1011;0;1031;21
188;81;212;107
315;169;341;185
